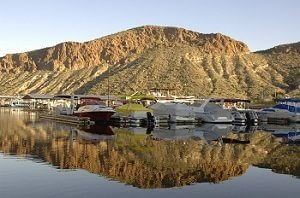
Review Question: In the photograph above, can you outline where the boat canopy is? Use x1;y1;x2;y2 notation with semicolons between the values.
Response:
22;94;53;100
210;98;251;103
271;103;300;113
116;103;153;118
116;103;153;113
151;102;194;117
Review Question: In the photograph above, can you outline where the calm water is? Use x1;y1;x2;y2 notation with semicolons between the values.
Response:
0;109;300;198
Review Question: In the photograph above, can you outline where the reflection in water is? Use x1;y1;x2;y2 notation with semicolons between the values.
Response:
73;125;115;143
259;123;300;144
0;109;300;189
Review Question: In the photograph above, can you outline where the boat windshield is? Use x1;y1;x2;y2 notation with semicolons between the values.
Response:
273;103;300;113
80;98;102;106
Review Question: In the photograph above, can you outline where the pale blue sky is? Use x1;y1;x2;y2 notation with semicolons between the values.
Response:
0;0;299;56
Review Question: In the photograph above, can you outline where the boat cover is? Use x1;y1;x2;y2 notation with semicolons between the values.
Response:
116;103;153;118
150;102;195;117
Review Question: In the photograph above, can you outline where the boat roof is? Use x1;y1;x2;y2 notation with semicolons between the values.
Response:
53;95;117;100
210;98;251;103
22;94;54;100
278;98;300;103
116;103;153;113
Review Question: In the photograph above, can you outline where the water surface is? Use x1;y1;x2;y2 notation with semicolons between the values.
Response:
0;109;299;198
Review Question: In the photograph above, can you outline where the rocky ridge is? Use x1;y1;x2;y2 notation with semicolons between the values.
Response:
0;26;299;98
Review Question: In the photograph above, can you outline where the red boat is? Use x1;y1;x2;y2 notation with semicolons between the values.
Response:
73;97;115;122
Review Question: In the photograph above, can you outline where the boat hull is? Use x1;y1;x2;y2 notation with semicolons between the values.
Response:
74;111;115;122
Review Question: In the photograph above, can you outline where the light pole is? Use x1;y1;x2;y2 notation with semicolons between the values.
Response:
107;64;110;107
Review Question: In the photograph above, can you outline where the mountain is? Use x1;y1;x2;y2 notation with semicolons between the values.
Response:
0;25;299;98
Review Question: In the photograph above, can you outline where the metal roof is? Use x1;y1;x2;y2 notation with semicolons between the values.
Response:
210;98;251;103
22;94;53;100
278;98;300;103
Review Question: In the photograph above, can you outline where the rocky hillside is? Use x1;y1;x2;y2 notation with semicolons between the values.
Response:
0;26;299;98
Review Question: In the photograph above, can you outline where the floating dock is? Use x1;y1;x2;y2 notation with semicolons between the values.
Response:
39;114;94;126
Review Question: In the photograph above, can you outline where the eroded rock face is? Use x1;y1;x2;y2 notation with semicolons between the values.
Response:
0;26;249;72
259;42;300;54
0;26;299;98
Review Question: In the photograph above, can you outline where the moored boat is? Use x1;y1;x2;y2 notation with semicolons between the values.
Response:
191;99;234;123
150;102;196;123
257;98;300;123
210;98;258;125
73;97;115;123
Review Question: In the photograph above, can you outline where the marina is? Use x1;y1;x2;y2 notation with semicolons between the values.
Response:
1;1;299;197
1;94;299;126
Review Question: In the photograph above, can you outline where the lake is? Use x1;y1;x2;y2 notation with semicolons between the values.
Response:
0;109;299;198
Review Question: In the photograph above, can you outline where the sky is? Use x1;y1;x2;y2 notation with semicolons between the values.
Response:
0;0;299;56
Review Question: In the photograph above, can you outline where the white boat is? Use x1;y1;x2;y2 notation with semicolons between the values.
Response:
210;98;258;125
150;102;196;123
191;99;234;123
257;98;300;123
10;99;29;108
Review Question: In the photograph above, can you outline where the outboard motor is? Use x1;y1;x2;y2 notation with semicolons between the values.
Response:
245;111;258;125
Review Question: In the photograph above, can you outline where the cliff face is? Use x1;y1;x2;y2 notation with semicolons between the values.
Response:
0;26;249;72
0;26;299;98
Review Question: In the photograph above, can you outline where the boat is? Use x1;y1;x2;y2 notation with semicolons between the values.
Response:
113;103;154;126
150;102;196;123
73;97;115;123
257;98;300;123
191;99;234;123
10;99;30;108
210;98;258;125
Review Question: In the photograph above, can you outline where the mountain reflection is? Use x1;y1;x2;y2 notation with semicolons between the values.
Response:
0;110;299;188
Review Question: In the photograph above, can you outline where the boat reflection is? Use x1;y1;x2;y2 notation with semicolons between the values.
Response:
260;123;300;144
72;125;115;143
194;124;233;142
151;124;196;140
151;124;251;145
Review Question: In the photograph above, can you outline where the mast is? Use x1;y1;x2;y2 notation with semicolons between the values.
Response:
107;64;110;107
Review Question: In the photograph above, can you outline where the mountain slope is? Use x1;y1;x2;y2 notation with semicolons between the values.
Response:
0;26;249;72
0;26;299;98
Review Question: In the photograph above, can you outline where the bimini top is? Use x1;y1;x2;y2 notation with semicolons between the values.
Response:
278;98;300;103
116;103;153;113
210;98;251;103
264;103;300;113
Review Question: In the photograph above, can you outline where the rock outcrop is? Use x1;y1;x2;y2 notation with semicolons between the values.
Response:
0;26;249;72
0;26;299;98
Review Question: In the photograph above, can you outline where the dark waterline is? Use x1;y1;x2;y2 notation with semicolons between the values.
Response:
0;109;299;198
